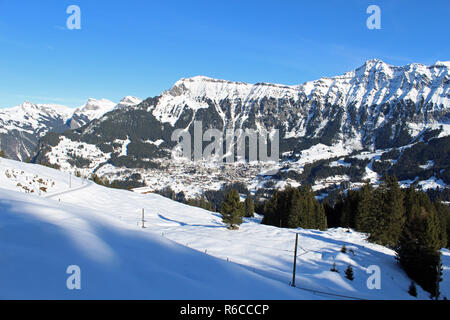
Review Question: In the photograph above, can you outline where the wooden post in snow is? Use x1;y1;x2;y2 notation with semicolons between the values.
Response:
142;208;145;228
292;233;299;287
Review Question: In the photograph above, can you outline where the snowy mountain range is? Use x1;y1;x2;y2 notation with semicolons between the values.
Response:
27;59;449;199
153;59;448;148
0;96;142;160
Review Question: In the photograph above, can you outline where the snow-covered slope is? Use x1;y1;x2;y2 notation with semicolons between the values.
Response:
1;158;448;299
1;188;313;299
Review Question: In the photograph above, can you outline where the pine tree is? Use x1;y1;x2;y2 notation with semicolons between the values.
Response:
355;183;375;233
0;150;5;158
262;190;280;226
220;189;245;229
176;191;186;204
340;189;359;229
345;265;354;280
434;201;449;249
365;186;385;243
397;190;443;298
263;186;328;230
244;195;255;218
382;175;406;245
330;263;338;273
408;282;417;297
369;176;406;246
315;202;328;231
287;187;303;228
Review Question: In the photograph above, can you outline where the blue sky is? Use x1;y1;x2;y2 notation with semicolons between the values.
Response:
0;0;449;108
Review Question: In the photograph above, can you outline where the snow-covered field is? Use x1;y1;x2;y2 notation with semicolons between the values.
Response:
0;157;448;300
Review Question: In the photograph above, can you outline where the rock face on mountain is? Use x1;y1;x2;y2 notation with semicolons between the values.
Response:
0;97;141;160
150;59;448;152
26;60;450;196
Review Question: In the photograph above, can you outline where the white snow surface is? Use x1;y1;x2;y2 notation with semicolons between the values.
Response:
1;158;448;300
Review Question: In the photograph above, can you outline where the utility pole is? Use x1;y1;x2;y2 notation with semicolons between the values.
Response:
292;233;298;287
142;208;145;228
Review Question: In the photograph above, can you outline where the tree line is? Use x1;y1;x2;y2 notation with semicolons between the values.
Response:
324;175;449;298
261;186;327;231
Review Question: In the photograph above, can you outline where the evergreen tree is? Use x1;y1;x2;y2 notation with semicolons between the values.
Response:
341;244;347;253
434;201;449;249
200;197;209;210
397;190;443;298
262;190;280;226
287;187;303;228
330;263;338;273
340;189;359;229
220;189;245;229
408;282;417;297
382;175;406;245
244;195;255;218
315;202;328;231
369;176;406;246
0;150;4;158
175;191;186;204
263;186;327;230
355;183;375;233
345;265;354;280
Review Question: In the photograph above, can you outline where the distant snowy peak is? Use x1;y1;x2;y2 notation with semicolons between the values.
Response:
75;98;116;115
0;101;72;134
69;98;117;129
115;96;142;109
433;60;450;68
0;96;139;160
0;101;76;161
